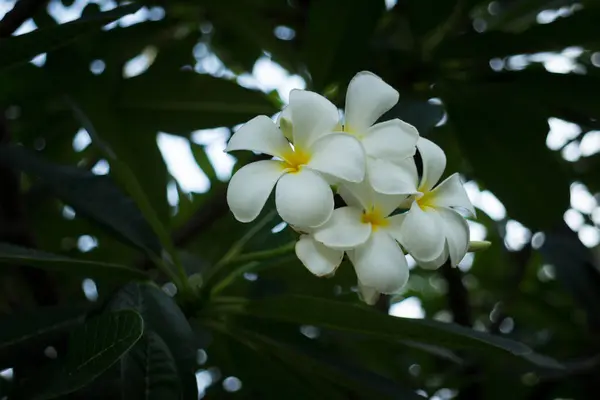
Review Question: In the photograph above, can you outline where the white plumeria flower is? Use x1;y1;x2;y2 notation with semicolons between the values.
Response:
226;90;365;229
395;138;476;269
296;180;410;295
341;71;420;195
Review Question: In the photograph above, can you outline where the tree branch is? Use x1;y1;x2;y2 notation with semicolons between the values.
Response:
0;0;48;38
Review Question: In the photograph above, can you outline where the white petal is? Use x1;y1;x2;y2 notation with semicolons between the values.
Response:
345;71;399;133
307;133;365;183
417;137;446;192
226;115;289;157
275;168;334;228
437;208;469;267
289;89;340;149
429;173;476;217
313;207;371;250
337;180;374;210
227;160;285;223
350;230;409;294
357;281;380;305
367;157;420;196
362;119;419;161
414;245;449;270
398;201;446;262
277;106;293;142
384;212;407;244
295;234;344;277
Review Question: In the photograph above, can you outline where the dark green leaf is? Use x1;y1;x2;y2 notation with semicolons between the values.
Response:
0;144;162;255
541;226;600;330
304;0;385;91
217;295;563;368
0;242;148;281
31;310;143;400
0;4;141;70
121;331;182;400
437;6;600;60
0;305;88;369
191;142;217;182
378;95;444;135
119;70;279;133
440;81;570;229
108;283;200;399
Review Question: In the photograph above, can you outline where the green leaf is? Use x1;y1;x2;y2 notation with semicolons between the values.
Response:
108;283;200;399
437;6;600;60
0;305;88;369
440;81;570;229
378;95;444;135
216;295;563;368
119;70;279;133
303;0;385;91
0;144;162;255
0;242;148;281
31;310;143;400
0;4;141;71
121;331;182;399
541;226;600;330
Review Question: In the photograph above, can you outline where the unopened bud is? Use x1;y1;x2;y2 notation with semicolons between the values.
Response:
468;240;491;252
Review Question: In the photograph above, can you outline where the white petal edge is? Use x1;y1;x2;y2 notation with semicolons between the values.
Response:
429;173;476;217
414;245;449;270
350;230;409;294
275;168;334;229
227;160;285;223
277;106;293;142
337;180;374;211
398;201;446;262
308;133;366;183
344;71;399;133
313;207;371;250
437;208;469;267
362;119;419;161
357;281;381;305
367;157;420;197
295;234;344;277
226;115;289;157
288;89;340;149
417;137;446;192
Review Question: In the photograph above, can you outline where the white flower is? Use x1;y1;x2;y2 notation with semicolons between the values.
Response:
342;71;420;195
296;180;410;295
395;138;476;269
226;90;365;229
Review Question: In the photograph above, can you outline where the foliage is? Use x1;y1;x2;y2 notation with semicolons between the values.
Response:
0;0;599;399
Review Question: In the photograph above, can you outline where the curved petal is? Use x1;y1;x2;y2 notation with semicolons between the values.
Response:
295;234;344;277
313;207;371;250
417;137;446;192
344;71;399;133
362;119;419;161
398;201;445;262
357;281;380;305
289;89;340;149
384;212;407;243
227;160;285;223
414;245;448;270
437;208;469;267
275;168;334;228
277;106;293;142
307;133;365;183
226;115;289;157
429;173;476;217
367;157;420;196
350;230;409;294
337;180;374;210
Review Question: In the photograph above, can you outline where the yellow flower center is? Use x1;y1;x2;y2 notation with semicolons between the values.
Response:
416;190;436;210
343;125;363;140
361;207;389;231
280;147;311;173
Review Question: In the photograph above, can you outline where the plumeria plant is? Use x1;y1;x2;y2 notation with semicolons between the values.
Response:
225;71;489;304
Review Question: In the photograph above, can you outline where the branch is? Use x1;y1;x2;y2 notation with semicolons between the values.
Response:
440;262;472;326
0;0;49;38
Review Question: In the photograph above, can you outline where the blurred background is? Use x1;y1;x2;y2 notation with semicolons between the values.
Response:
1;0;600;399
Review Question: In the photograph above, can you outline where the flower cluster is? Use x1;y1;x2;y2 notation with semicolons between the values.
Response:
225;71;475;304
